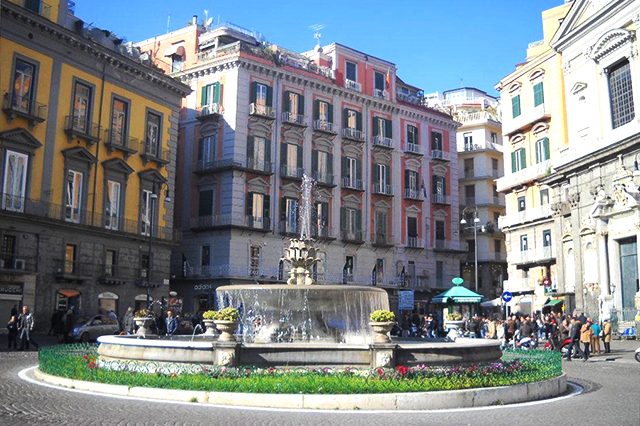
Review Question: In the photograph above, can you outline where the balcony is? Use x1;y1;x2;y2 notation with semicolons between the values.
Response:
502;103;551;136
246;215;271;231
396;91;423;106
495;159;551;192
311;224;336;240
7;0;52;18
54;259;97;281
342;128;365;142
196;103;223;120
280;53;335;79
312;170;335;187
64;115;100;145
458;140;504;153
406;236;423;248
2;92;47;127
462;168;502;179
498;204;552;229
404;188;421;200
183;264;279;279
344;79;362;92
249;103;275;119
372;135;393;149
103;130;139;158
0;254;36;274
373;89;388;100
455;111;501;126
341;229;364;244
279;220;299;236
195;157;238;173
403;142;422;155
98;264;134;285
140;142;170;167
190;214;270;231
372;183;393;196
462;195;504;206
431;149;451;161
434;239;450;250
511;245;556;266
245;158;274;175
464;251;507;262
372;233;394;247
341;177;365;191
281;165;304;179
282;112;306;127
313;120;336;135
432;194;449;204
194;157;274;175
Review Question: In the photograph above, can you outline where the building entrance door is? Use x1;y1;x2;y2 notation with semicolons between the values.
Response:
619;238;638;309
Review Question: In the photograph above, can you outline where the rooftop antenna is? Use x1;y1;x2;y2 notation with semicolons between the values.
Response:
166;12;170;34
310;24;325;49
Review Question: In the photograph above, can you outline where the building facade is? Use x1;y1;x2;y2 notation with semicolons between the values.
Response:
541;0;640;329
0;0;189;327
495;2;572;315
136;22;462;314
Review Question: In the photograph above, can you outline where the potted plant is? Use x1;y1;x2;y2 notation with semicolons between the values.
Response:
134;309;155;337
202;310;218;336
213;308;240;342
369;310;396;343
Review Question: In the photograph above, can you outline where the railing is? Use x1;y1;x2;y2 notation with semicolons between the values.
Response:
2;91;47;124
496;159;551;192
280;220;299;236
196;157;237;172
455;111;500;124
458;140;504;153
246;158;274;174
197;41;241;62
313;120;336;133
67;0;75;15
432;194;448;204
196;103;223;118
502;103;550;135
190;214;270;231
141;142;169;164
406;236;421;248
342;127;365;141
465;251;507;262
250;103;275;118
396;91;423;105
280;54;335;79
511;245;556;265
372;183;393;195
103;130;139;154
373;89;388;99
64;115;100;141
282;112;305;126
434;239;450;250
341;177;364;191
312;170;334;186
373;234;394;246
281;165;304;179
404;188;421;200
311;225;335;239
431;149;450;161
184;264;279;279
403;142;421;154
54;259;95;277
463;169;502;179
340;230;364;243
372;135;393;149
8;0;52;18
345;79;362;92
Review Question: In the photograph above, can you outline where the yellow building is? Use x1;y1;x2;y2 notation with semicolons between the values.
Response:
0;0;189;330
495;3;572;315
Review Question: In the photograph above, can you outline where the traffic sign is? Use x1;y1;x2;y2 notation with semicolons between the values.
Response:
452;277;464;285
502;291;513;303
542;278;551;287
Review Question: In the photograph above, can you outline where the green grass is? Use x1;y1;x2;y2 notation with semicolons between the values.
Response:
38;344;562;395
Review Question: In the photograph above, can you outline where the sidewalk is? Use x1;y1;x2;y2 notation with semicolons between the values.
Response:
0;332;65;352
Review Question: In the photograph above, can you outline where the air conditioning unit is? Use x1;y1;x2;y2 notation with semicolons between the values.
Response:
14;259;25;270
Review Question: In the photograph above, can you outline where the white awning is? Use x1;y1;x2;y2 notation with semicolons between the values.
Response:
164;44;185;57
480;297;502;307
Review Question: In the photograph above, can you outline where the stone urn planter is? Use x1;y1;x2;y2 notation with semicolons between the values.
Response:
369;322;395;343
202;319;219;336
214;320;239;342
134;318;154;337
444;320;464;331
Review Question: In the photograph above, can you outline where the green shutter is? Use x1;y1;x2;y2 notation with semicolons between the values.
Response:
328;103;333;123
340;207;347;230
327;153;333;177
280;143;287;168
512;95;521;118
432;176;437;195
356;158;362;181
299;95;305;115
199;190;213;217
343;108;348;128
266;85;273;107
341;156;347;178
313;100;320;120
250;82;257;104
356;210;362;232
520;148;526;169
511;152;517;173
373;118;380;137
356;111;362;131
246;193;253;217
543;138;549;161
265;140;271;163
284;91;291;113
407;126;414;144
297;145;303;170
247;136;254;159
386;119;392;138
201;85;208;106
533;82;544;107
213;82;221;104
386;166;391;185
405;170;409;190
442;177;446;197
373;164;379;183
264;195;270;221
312;150;318;174
535;140;539;164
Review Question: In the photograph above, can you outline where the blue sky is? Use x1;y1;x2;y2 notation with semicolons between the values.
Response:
76;0;564;96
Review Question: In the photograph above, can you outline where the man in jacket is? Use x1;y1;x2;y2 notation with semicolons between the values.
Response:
18;305;38;350
602;318;612;354
165;310;178;336
580;319;593;361
565;317;585;361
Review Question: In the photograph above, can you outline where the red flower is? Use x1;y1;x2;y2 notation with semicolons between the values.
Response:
376;368;385;376
396;365;408;376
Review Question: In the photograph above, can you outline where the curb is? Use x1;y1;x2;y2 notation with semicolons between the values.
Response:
33;369;567;411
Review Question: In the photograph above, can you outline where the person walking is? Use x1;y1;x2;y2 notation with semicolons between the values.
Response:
580;319;593;361
565;317;584;361
17;306;38;351
7;315;18;349
590;319;602;355
165;310;178;336
487;317;497;339
602;318;612;354
62;309;75;344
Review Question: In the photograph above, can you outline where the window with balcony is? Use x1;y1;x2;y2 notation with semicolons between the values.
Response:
373;163;390;192
198;189;214;218
373;117;392;143
250;246;261;277
312;150;332;184
542;230;551;247
145;112;161;157
65;170;83;223
342;156;362;188
405;170;419;198
340;207;361;239
198;136;216;168
2;150;28;212
346;61;357;82
10;59;35;114
608;59;635;129
432;175;446;202
105;180;121;230
520;235;528;251
533;82;544;107
535;137;549;163
540;189;549;205
512;94;521;118
201;245;210;269
406;125;419;149
110;98;128;147
407;216;418;246
72;81;92;133
465;185;475;205
492;158;499;173
463;132;473;149
511;148;526;172
140;189;152;236
313;100;333;130
65;244;76;274
375;211;388;240
315;202;329;237
435;220;445;243
345;109;361;130
201;82;221;112
374;71;385;97
491;132;498;144
247;136;269;171
247;192;270;229
281;143;302;177
282;197;299;234
105;250;116;277
464;158;474;178
284;91;304;121
431;131;443;154
518;196;526;212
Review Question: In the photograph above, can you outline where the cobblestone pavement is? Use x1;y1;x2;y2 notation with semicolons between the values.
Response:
1;335;639;426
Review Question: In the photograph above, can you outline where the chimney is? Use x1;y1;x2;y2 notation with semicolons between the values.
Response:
192;15;197;25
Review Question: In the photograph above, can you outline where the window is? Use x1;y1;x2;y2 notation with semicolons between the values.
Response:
346;61;357;82
201;82;220;107
201;245;210;267
376;258;385;285
1;235;16;265
464;158;474;177
347;109;358;129
247;192;270;229
283;198;298;233
146;112;161;157
432;175;446;201
198;136;216;166
407;217;418;244
313;251;326;281
374;163;387;188
494;239;502;254
493;184;499;198
535;137;549;163
171;55;184;73
65;244;76;274
11;59;35;113
512;148;526;172
407;260;415;286
250;246;261;277
463;132;473;149
375;211;387;236
407;125;418;145
491;132;498;144
465;185;475;204
492;158;499;172
435;220;445;241
315;202;329;235
511;94;521;118
344;255;354;282
542;230;552;247
518;196;526;212
340;207;361;239
436;260;444;285
140;254;149;278
520;235;528;251
65;170;83;223
256;83;268;107
140;189;152;236
110;99;128;146
540;189;549;205
467;239;475;255
405;170;419;192
347;208;356;232
105;180;121;230
312;150;332;182
2;150;28;212
608;59;635;129
374;71;384;92
493;212;501;223
285;143;300;175
105;250;116;277
431;131;443;151
343;156;360;186
247;136;268;170
286;92;302;115
72;82;91;133
198;189;214;217
533;82;544;107
374;117;386;138
317;101;329;122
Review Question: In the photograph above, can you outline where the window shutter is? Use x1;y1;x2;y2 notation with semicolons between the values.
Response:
201;85;208;106
314;100;320;120
328;103;333;123
432;176;437;194
442;177;446;196
385;119;392;138
407;127;413;144
340;207;347;230
408;217;417;238
511;152;516;173
543;138;549;161
343;108;348;127
431;131;437;150
520;148;526;169
280;143;287;168
356;111;362;131
250;82;257;104
198;190;213;217
327;153;333;177
264;195;270;221
266;85;273;107
512;95;520;117
341;156;347;178
356;158;362;181
405;170;409;189
197;138;203;161
356;210;362;232
386;166;391;185
247;136;254;160
246;193;253;217
284;91;291;113
535;141;539;163
312;150;318;174
265;140;271;163
534;82;544;106
213;82;221;104
297;145;303;170
281;198;287;222
299;95;305;115
373;164;379;183
321;202;329;224
373;118;380;137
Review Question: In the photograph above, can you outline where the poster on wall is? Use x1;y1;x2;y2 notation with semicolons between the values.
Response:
398;290;414;310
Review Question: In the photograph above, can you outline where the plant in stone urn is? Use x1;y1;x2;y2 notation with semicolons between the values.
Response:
134;309;155;338
202;310;218;336
213;308;240;342
369;310;396;343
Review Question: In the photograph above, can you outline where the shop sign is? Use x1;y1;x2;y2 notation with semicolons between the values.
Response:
0;282;22;295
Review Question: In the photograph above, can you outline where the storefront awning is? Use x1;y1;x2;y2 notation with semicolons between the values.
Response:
432;284;483;304
480;297;502;307
58;290;80;297
544;299;564;307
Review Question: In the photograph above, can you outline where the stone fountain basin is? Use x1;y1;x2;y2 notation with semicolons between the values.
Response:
97;335;502;368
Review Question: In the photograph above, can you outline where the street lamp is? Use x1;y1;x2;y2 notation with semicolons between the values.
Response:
460;206;481;293
146;182;171;310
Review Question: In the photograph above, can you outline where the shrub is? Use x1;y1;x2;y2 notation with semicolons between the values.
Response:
202;310;217;320
370;310;396;323
214;308;240;322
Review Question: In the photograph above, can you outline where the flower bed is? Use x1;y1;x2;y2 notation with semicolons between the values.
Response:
38;345;562;395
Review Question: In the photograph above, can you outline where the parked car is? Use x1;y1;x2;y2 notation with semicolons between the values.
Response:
72;315;121;342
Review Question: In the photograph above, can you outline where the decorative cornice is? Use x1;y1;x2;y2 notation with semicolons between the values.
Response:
589;28;636;63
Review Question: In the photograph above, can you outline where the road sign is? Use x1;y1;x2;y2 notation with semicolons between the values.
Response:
452;277;464;285
502;291;513;303
398;291;415;310
542;278;551;287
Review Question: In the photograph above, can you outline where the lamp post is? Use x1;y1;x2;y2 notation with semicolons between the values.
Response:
146;182;171;310
460;206;480;293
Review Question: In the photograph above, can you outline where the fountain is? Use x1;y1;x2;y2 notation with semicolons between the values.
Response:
97;175;502;369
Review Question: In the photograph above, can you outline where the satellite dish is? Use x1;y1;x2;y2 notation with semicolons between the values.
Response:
205;17;213;28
